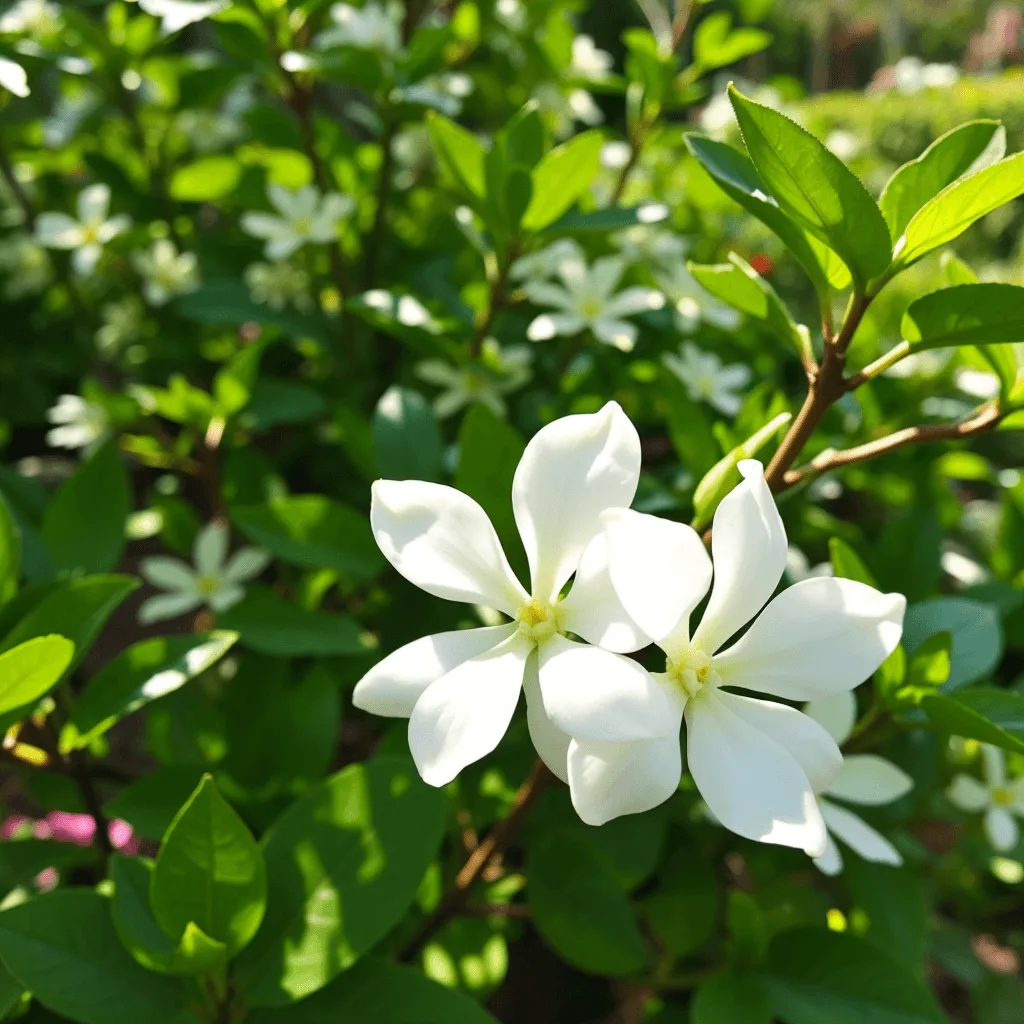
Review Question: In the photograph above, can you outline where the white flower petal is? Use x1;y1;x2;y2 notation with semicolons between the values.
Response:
537;634;681;742
34;212;82;249
193;522;229;576
223;547;273;583
408;631;531;786
139;557;195;591
523;654;571;783
692;460;787;655
558;533;649;654
72;244;102;276
266;236;302;260
713;577;906;701
827;755;913;806
985;806;1019;852
371;480;527;616
354;624;515;718
685;689;827;856
601;508;711;656
604;286;663;318
983;744;1006;787
591;318;637;352
567;734;682;826
208;584;245;612
78;183;110;224
821;799;902;866
240;212;288;240
946;774;989;812
137;592;203;625
513;401;640;603
804;690;857;746
813;831;844;876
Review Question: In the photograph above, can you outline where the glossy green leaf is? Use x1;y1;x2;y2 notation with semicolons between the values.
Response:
693;969;772;1024
169;155;242;201
728;85;891;286
234;757;446;1006
693;12;771;71
0;635;74;717
150;775;266;955
426;112;486;198
0;492;19;607
902;284;1024;350
522;130;602;231
920;693;1024;755
372;386;444;482
903;597;1002;690
844;860;929;973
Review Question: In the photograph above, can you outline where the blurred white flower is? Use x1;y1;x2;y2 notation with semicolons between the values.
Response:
891;56;959;96
133;239;199;306
138;522;271;625
46;394;110;454
241;183;354;260
43;91;98;148
416;339;532;419
955;368;1001;400
825;130;862;162
0;57;29;97
0;0;59;35
176;109;243;152
35;184;131;275
656;262;742;332
600;141;632;170
570;35;613;80
786;546;834;582
613;225;688;271
699;82;782;140
244;260;313;312
96;296;145;356
533;82;603;140
137;0;228;34
315;1;402;53
805;690;913;875
400;72;474;117
510;239;585;285
662;342;752;416
0;234;51;298
526;255;664;352
948;744;1024;852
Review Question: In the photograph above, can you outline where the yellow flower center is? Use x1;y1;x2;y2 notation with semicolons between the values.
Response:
516;598;560;644
292;216;314;236
80;225;100;245
666;647;719;702
578;297;603;319
195;574;221;597
992;786;1013;807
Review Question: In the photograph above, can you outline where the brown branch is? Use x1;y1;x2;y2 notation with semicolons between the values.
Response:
399;758;553;962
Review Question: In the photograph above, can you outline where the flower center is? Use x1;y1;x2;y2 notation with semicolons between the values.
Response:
195;574;221;597
992;786;1013;807
515;598;560;644
80;225;100;245
665;647;720;702
292;216;314;236
578;297;603;319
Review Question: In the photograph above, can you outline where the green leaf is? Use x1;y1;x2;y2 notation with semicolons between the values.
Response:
522;130;603;231
895;152;1024;270
216;584;375;657
542;203;670;235
844;860;929;973
879;120;1006;240
902;284;1024;352
0;635;74;717
528;828;648;976
0;889;188;1024
213;336;272;418
640;846;719;957
659;371;721;478
920;693;1024;755
693;970;772;1024
372;386;444;482
234;757;446;1006
0;492;19;607
973;974;1024;1024
231;495;382;580
42;442;130;576
693;12;771;71
828;537;878;586
241;379;328;431
761;928;944;1024
246;958;499;1024
103;766;207;842
66;632;237;748
728;85;891;286
426;112;486;198
903;597;1002;691
684;134;849;295
169;155;242;201
0;838;94;893
150;775;266;955
347;291;459;352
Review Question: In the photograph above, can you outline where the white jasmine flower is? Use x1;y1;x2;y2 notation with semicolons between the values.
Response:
533;83;603;140
613;226;688;272
137;0;229;34
600;141;632;170
244;260;313;312
315;1;402;53
948;744;1024;852
354;403;657;789
525;255;664;352
955;368;1001;400
46;394;110;454
0;0;59;35
43;91;99;148
510;239;585;285
656;263;742;331
570;35;613;80
34;184;131;275
241;183;354;260
786;546;833;583
96;296;145;356
0;57;29;97
573;461;905;852
138;522;271;625
804;690;913;875
132;239;199;306
176;108;243;152
0;234;51;298
415;339;532;419
892;57;959;96
662;342;752;416
825;130;862;163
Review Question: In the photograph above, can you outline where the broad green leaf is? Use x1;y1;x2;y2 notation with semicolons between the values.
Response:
844;860;928;974
684;134;849;295
0;889;188;1024
726;889;768;962
246;958;499;1024
242;379;327;432
880;120;1006;239
902;284;1024;351
761;928;944;1024
956;688;1024;737
0;838;94;893
903;597;1002;691
103;766;207;842
111;855;229;976
542;203;669;235
66;632;238;748
42;441;130;576
231;495;382;579
0;492;19;607
151;775;266;955
372;386;444;482
640;846;719;957
895;152;1024;269
692;970;772;1024
920;693;1024;755
973;974;1024;1024
522;130;603;231
693;12;771;71
0;961;22;1019
234;757;446;1006
828;537;877;586
0;635;74;717
169;155;242;201
426;112;486;198
528;828;648;976
728;85;891;286
217;584;375;657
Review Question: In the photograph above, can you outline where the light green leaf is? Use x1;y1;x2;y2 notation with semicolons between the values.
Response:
169;156;242;201
903;597;1002;691
920;693;1024;755
0;492;19;607
522;130;603;231
828;537;877;586
233;757;446;1007
0;635;74;718
728;85;891;286
372;386;444;482
42;441;130;576
103;766;207;842
693;970;772;1024
67;631;237;749
902;285;1024;357
426;112;486;198
895;151;1024;269
213;336;272;417
0;889;188;1024
693;12;771;71
880;120;1006;240
151;775;266;955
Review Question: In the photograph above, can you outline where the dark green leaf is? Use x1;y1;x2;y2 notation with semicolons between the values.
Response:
103;767;207;842
0;492;19;607
692;969;772;1024
640;846;719;957
543;203;670;235
828;537;878;586
844;860;929;973
973;974;1024;1024
921;692;1024;755
903;597;1002;690
372;386;444;482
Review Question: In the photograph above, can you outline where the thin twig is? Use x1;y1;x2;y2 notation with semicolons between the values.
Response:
0;138;35;229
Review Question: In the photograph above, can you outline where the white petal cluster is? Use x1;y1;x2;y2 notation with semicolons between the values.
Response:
415;339;532;419
663;342;753;416
137;0;228;34
244;260;313;312
46;394;110;454
948;744;1024;852
241;183;354;260
132;239;199;307
137;522;270;625
315;1;403;54
35;184;131;275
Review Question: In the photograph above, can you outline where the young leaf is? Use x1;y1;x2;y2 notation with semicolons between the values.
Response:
920;693;1024;755
902;284;1024;349
0;492;19;608
0;635;75;718
426;112;486;199
522;130;603;231
692;12;771;71
894;151;1024;269
727;85;892;286
692;969;772;1024
372;386;444;482
42;441;130;576
169;155;242;201
233;757;446;1007
828;537;878;586
879;120;1006;240
150;775;267;956
902;597;1002;691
